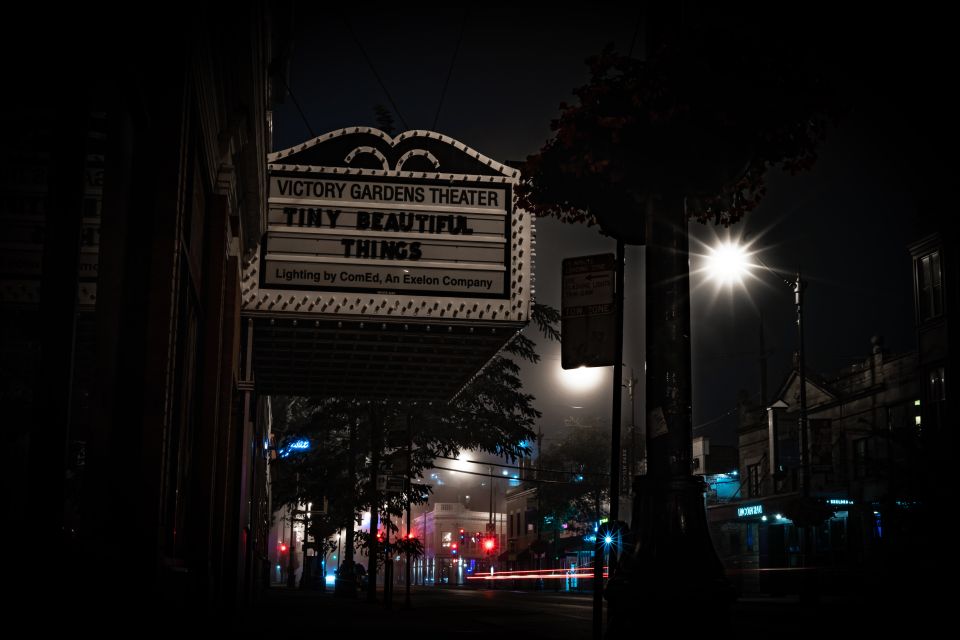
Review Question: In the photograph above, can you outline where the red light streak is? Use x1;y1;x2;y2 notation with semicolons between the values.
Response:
467;567;609;581
467;572;608;580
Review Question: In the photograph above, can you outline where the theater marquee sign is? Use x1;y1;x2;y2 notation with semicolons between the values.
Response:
265;176;509;297
242;128;534;399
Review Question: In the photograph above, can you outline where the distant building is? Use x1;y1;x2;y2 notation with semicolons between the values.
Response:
410;502;506;585
909;232;953;440
707;340;921;595
505;485;541;563
693;435;737;476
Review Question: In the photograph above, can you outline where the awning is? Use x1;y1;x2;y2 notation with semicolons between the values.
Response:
251;315;521;401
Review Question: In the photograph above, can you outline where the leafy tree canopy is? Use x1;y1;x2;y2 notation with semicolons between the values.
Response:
537;418;611;533
271;303;560;533
518;7;840;237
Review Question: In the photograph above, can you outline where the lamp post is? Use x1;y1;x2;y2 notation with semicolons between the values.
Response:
793;271;809;500
704;241;820;578
706;242;809;497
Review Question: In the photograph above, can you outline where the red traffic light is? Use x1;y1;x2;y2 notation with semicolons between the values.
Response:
279;543;288;553
483;538;496;552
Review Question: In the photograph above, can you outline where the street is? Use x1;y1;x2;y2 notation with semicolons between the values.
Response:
234;585;891;637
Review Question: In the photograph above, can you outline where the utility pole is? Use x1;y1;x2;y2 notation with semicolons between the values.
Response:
759;314;768;408
795;272;809;500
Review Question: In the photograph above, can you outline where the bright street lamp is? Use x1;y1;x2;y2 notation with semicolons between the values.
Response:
703;240;753;287
706;239;810;499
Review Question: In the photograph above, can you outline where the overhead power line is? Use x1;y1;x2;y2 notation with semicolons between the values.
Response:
341;13;409;130
433;454;609;478
277;73;316;139
432;8;468;130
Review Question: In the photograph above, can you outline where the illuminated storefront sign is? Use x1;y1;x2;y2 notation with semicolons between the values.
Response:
737;504;763;518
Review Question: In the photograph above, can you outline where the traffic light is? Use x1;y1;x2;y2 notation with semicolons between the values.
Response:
450;542;458;555
279;542;288;554
483;537;496;554
459;528;465;543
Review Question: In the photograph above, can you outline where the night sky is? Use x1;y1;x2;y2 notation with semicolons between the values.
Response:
272;7;949;454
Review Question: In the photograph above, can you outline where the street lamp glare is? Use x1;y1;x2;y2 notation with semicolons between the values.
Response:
705;240;751;286
557;365;605;392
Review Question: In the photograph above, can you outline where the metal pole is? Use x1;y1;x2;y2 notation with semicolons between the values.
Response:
795;271;815;599
300;503;310;589
405;412;413;609
592;492;603;640
368;405;381;603
287;474;297;588
609;236;625;531
795;272;808;498
610;237;625;523
536;427;543;588
384;511;392;609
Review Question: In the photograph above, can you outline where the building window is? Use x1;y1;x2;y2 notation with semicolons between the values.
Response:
917;251;943;321
747;463;761;498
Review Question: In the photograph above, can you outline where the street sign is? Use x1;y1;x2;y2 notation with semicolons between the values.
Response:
561;253;616;368
377;475;406;493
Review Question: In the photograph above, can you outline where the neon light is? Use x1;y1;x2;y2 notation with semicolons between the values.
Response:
737;504;763;517
289;439;310;450
828;499;854;505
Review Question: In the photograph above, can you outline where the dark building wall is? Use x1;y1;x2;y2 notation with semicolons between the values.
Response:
2;3;284;621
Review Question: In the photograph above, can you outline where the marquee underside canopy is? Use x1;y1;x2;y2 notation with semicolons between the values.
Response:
251;316;521;401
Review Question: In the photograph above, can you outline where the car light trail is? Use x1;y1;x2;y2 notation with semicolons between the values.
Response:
467;567;609;580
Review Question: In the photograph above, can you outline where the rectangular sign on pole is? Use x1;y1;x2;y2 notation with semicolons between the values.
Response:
377;475;406;493
562;253;616;368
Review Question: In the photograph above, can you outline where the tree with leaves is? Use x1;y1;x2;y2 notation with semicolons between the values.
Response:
270;303;560;594
517;7;838;238
539;422;610;522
